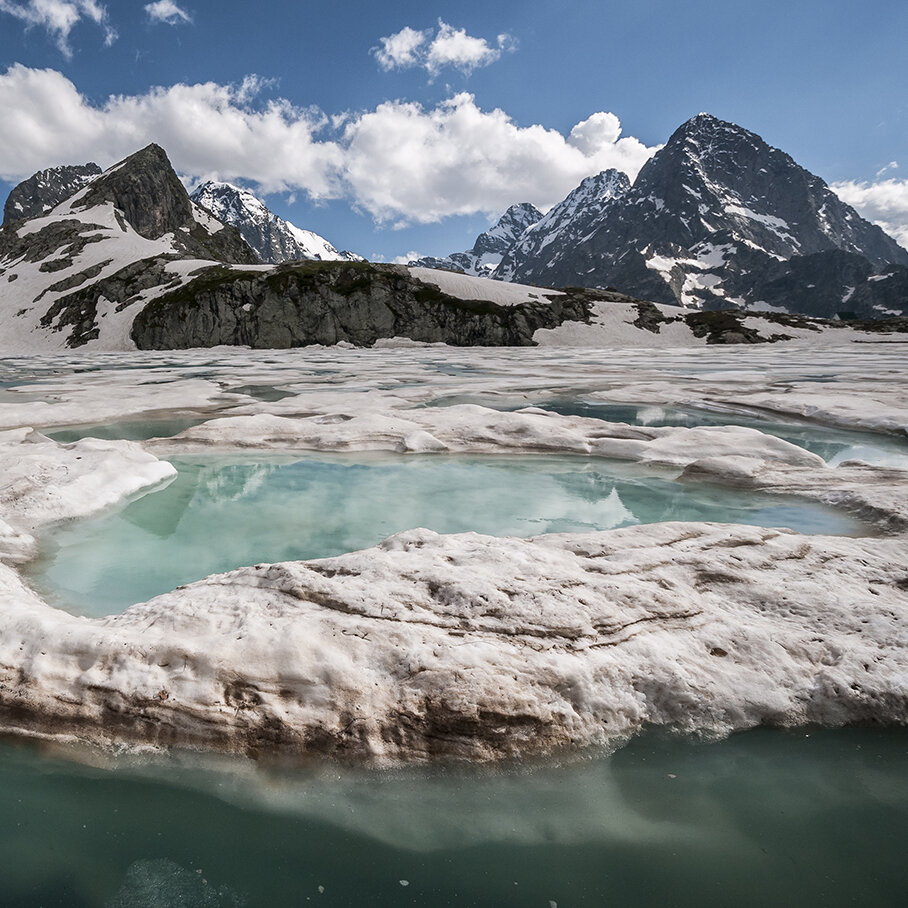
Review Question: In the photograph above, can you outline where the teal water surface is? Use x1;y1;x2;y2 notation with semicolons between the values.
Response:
28;454;865;615
1;727;906;907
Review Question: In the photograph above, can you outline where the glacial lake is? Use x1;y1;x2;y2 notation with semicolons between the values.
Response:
1;727;906;907
27;453;866;616
4;345;906;907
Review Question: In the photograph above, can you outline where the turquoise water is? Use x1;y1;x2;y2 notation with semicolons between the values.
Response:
45;416;213;444
28;454;865;616
0;727;906;907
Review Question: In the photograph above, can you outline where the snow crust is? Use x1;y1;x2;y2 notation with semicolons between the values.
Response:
408;267;563;305
0;344;905;763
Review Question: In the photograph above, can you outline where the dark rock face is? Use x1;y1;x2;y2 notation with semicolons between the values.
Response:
410;203;542;277
76;144;193;240
40;258;180;347
499;114;908;316
2;163;102;224
73;145;258;265
131;262;594;349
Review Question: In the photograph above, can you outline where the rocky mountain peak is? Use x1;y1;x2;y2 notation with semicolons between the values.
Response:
2;162;102;225
494;113;908;317
409;202;542;278
494;169;629;282
75;144;195;240
472;202;544;257
189;180;361;264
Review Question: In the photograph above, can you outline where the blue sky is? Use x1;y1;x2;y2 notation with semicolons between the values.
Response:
1;0;907;257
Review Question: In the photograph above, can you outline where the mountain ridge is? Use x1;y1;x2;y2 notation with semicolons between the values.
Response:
490;113;908;318
190;181;362;265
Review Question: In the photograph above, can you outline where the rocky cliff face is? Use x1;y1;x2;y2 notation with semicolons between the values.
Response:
410;203;542;277
496;114;908;317
190;181;362;264
74;145;257;265
131;262;594;349
2;163;102;225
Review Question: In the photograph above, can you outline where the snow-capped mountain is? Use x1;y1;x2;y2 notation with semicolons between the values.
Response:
495;170;630;282
190;181;362;264
0;144;259;351
410;202;542;277
496;114;908;318
2;163;102;224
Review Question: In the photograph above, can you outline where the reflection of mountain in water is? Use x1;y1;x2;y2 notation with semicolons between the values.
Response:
122;461;281;538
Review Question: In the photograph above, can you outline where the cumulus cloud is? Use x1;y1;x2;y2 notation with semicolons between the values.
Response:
0;0;115;55
373;26;429;71
0;65;657;224
831;176;908;249
0;65;341;197
342;94;654;222
373;20;513;78
144;1;191;25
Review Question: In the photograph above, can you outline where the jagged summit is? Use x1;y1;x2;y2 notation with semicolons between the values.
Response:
496;170;629;282
74;144;196;241
498;113;908;317
410;202;542;277
2;162;102;225
472;203;543;258
190;180;361;264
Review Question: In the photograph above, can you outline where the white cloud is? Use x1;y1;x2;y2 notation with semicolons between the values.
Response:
342;93;655;223
0;0;114;56
144;1;191;26
373;20;513;79
0;66;657;225
0;65;342;197
373;26;429;70
389;251;425;264
831;177;908;249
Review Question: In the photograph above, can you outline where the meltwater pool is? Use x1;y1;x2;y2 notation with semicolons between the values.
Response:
28;453;866;616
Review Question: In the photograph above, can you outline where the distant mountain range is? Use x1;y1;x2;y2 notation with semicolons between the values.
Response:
409;202;541;277
416;114;908;319
1;114;906;352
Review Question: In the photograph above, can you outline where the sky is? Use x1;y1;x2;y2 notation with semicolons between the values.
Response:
0;0;906;260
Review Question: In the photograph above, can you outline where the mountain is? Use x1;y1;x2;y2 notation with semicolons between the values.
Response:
496;170;630;282
2;140;904;352
190;181;362;265
2;162;102;225
0;143;258;350
496;114;908;318
410;202;542;277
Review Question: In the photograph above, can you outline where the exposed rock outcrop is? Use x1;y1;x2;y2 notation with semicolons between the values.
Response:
131;262;594;349
2;162;102;225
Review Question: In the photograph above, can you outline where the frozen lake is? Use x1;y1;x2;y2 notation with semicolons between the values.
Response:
0;342;906;905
